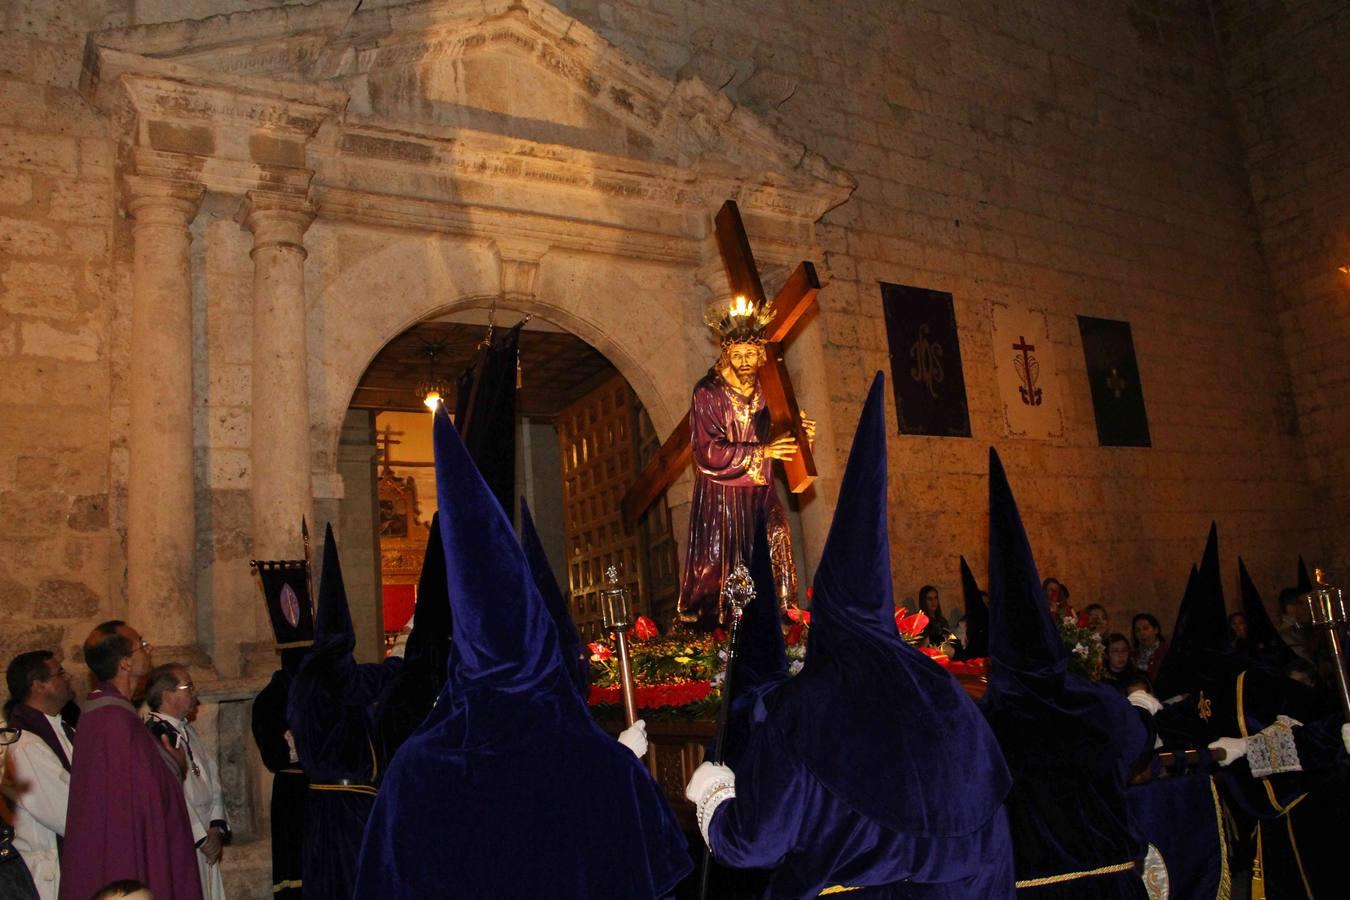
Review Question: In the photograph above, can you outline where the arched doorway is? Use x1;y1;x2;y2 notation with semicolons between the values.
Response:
337;305;684;655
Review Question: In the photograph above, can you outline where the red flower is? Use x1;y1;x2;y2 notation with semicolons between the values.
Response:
785;606;811;625
895;610;928;638
630;615;659;641
806;586;814;602
587;680;714;710
587;642;612;661
712;627;728;643
786;622;804;646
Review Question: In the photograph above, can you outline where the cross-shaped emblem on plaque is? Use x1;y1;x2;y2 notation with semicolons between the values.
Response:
619;200;822;528
1106;368;1127;399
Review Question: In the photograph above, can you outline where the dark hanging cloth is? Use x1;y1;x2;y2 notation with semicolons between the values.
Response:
353;407;691;898
706;375;1015;898
957;555;988;660
454;321;522;522
377;513;453;761
287;526;404;900
1125;773;1228;900
980;448;1149;899
251;667;306;900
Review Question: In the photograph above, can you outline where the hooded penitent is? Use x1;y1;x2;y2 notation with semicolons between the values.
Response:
1237;557;1293;673
250;552;316;900
982;448;1150;899
353;407;691;899
520;498;589;699
702;374;1014;899
768;375;1010;839
287;525;404;900
959;555;989;659
1154;523;1227;701
377;513;453;760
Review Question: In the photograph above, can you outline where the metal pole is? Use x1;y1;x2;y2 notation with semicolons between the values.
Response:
614;628;639;728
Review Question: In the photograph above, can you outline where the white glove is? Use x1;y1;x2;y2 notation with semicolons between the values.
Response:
1208;736;1248;766
1127;690;1163;716
617;719;648;758
1342;723;1350;755
685;760;736;848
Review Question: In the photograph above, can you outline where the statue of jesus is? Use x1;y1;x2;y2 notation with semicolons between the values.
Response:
676;296;814;630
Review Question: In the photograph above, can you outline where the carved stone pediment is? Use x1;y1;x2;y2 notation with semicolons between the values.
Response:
82;0;852;229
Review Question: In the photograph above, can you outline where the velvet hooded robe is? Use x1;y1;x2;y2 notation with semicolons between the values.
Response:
57;682;203;900
288;526;403;900
353;407;691;899
251;660;306;899
980;449;1149;900
678;370;795;630
706;374;1016;900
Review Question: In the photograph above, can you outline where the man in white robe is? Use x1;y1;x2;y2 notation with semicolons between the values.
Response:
144;665;230;900
3;650;77;900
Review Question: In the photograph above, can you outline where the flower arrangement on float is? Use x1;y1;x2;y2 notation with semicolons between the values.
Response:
585;591;991;721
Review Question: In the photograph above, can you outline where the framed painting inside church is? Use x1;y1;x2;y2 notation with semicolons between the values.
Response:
880;282;972;437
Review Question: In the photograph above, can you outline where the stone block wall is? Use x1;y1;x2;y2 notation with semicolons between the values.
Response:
0;1;129;671
1214;0;1350;579
553;0;1322;628
0;0;1339;669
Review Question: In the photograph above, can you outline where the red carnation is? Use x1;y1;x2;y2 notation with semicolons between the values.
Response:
630;615;659;641
895;609;928;638
587;642;612;661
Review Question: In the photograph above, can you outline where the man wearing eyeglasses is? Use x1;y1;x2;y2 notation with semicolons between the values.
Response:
144;664;230;900
0;714;40;898
2;650;77;900
57;622;204;900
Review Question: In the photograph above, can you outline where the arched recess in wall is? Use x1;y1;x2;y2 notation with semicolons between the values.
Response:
304;231;711;657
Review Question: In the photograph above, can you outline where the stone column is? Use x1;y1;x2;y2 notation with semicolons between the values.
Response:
124;176;204;647
242;191;316;559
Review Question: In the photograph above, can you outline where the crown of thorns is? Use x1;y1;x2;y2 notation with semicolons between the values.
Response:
706;294;773;346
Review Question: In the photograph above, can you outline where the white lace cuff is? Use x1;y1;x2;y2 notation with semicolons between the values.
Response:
696;776;737;849
1247;715;1302;779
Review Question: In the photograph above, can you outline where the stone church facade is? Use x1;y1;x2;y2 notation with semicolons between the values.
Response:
0;1;1345;893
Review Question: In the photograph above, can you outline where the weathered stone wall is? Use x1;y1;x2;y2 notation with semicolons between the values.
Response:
0;0;1343;896
0;0;1337;672
1213;0;1350;580
551;0;1322;625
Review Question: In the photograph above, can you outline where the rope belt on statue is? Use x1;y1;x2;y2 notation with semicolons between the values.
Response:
1014;861;1138;888
308;780;377;797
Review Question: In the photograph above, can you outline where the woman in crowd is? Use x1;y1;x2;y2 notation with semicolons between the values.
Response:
917;584;953;647
1099;632;1136;693
1132;613;1168;683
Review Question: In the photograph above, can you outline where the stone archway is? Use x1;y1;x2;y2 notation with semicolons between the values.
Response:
82;0;853;666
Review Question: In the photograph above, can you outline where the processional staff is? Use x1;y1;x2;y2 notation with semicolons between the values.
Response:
697;561;756;900
600;566;640;728
1300;568;1350;723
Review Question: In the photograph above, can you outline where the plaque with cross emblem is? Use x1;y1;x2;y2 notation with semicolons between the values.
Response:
1077;315;1151;447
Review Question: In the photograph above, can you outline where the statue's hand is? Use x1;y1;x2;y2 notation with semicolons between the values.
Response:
764;434;798;461
800;410;816;444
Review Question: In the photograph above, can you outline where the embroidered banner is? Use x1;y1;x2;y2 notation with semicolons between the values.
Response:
1077;315;1151;447
879;282;972;437
990;303;1065;440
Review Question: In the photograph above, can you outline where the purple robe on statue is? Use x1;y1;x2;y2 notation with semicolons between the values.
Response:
678;370;795;630
58;683;203;900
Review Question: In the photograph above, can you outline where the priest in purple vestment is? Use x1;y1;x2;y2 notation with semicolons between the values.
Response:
58;621;203;900
677;296;812;630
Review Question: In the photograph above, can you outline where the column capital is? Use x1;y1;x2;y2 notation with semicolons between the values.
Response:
123;175;204;227
240;190;315;257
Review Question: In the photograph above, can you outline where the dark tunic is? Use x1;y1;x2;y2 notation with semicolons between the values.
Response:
251;669;306;899
678;371;794;630
288;650;402;900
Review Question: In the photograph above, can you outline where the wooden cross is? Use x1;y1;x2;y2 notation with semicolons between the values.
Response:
620;200;821;529
378;424;404;477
